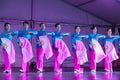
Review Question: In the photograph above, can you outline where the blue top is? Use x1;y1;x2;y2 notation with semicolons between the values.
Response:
103;35;120;45
88;32;106;48
0;30;18;45
17;28;37;43
52;30;70;47
36;29;54;48
71;32;88;49
88;33;105;43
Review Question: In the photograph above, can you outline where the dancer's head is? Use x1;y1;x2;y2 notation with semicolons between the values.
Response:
23;21;29;29
107;28;112;35
40;23;46;30
4;23;10;31
75;26;80;33
55;23;61;31
91;25;97;33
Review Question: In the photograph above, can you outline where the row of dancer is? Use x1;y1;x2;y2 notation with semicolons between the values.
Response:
72;26;120;73
0;21;120;74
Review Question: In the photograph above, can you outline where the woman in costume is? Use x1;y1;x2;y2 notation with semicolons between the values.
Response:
18;21;37;73
0;23;18;73
71;26;88;73
36;23;54;72
104;28;119;72
52;23;71;73
88;26;106;72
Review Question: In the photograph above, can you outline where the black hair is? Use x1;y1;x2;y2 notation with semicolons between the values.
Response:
23;21;29;25
4;22;10;27
55;23;60;28
107;28;112;31
74;26;80;29
39;23;44;27
91;25;96;30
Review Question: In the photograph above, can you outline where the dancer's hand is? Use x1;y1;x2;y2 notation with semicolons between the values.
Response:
39;40;44;46
26;32;32;34
104;45;108;49
97;36;101;38
2;43;7;49
7;32;12;35
90;43;96;48
97;35;106;38
78;36;83;38
78;35;87;38
109;35;113;38
19;42;24;48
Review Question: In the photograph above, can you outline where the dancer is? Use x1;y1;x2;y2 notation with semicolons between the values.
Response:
71;26;88;73
36;23;53;72
52;23;71;73
18;21;37;73
104;28;119;72
88;26;106;72
0;23;18;73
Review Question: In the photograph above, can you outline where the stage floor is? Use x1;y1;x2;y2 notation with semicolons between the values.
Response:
0;68;120;80
1;72;120;80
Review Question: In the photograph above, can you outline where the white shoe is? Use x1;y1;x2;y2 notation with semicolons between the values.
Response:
91;70;96;73
3;70;7;73
55;69;62;73
19;69;26;73
105;69;110;72
74;70;79;74
74;69;83;73
3;70;11;74
37;69;43;73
